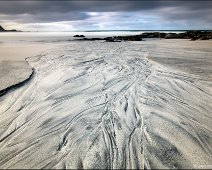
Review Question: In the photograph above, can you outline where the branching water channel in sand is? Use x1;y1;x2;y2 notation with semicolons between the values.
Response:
0;41;211;169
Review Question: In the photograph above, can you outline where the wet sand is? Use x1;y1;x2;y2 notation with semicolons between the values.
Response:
0;43;62;61
0;40;211;169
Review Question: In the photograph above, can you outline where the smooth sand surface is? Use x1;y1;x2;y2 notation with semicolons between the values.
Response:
0;43;61;61
139;39;212;80
0;41;211;169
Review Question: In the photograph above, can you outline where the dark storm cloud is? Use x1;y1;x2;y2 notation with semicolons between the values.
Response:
0;0;212;14
0;11;90;23
0;0;212;30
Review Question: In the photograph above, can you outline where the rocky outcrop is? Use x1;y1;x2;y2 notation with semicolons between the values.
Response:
165;33;179;39
75;35;143;42
105;37;121;42
125;31;212;40
73;31;212;42
113;35;142;41
164;31;212;40
139;31;212;40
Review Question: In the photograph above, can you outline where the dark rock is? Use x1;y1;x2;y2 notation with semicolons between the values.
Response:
165;33;178;39
184;30;211;40
113;35;142;41
104;38;121;42
73;35;85;37
159;33;167;38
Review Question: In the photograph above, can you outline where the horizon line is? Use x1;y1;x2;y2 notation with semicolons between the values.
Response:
9;29;212;32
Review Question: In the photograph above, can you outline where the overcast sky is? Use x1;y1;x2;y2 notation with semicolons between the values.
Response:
0;0;212;31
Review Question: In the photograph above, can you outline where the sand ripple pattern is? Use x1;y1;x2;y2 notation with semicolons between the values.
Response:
0;41;211;169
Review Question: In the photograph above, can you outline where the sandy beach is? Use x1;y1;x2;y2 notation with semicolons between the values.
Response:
0;39;211;169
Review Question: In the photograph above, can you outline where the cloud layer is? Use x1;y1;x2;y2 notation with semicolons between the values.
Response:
0;0;212;31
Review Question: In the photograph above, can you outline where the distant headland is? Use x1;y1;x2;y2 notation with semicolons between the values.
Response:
0;25;21;32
